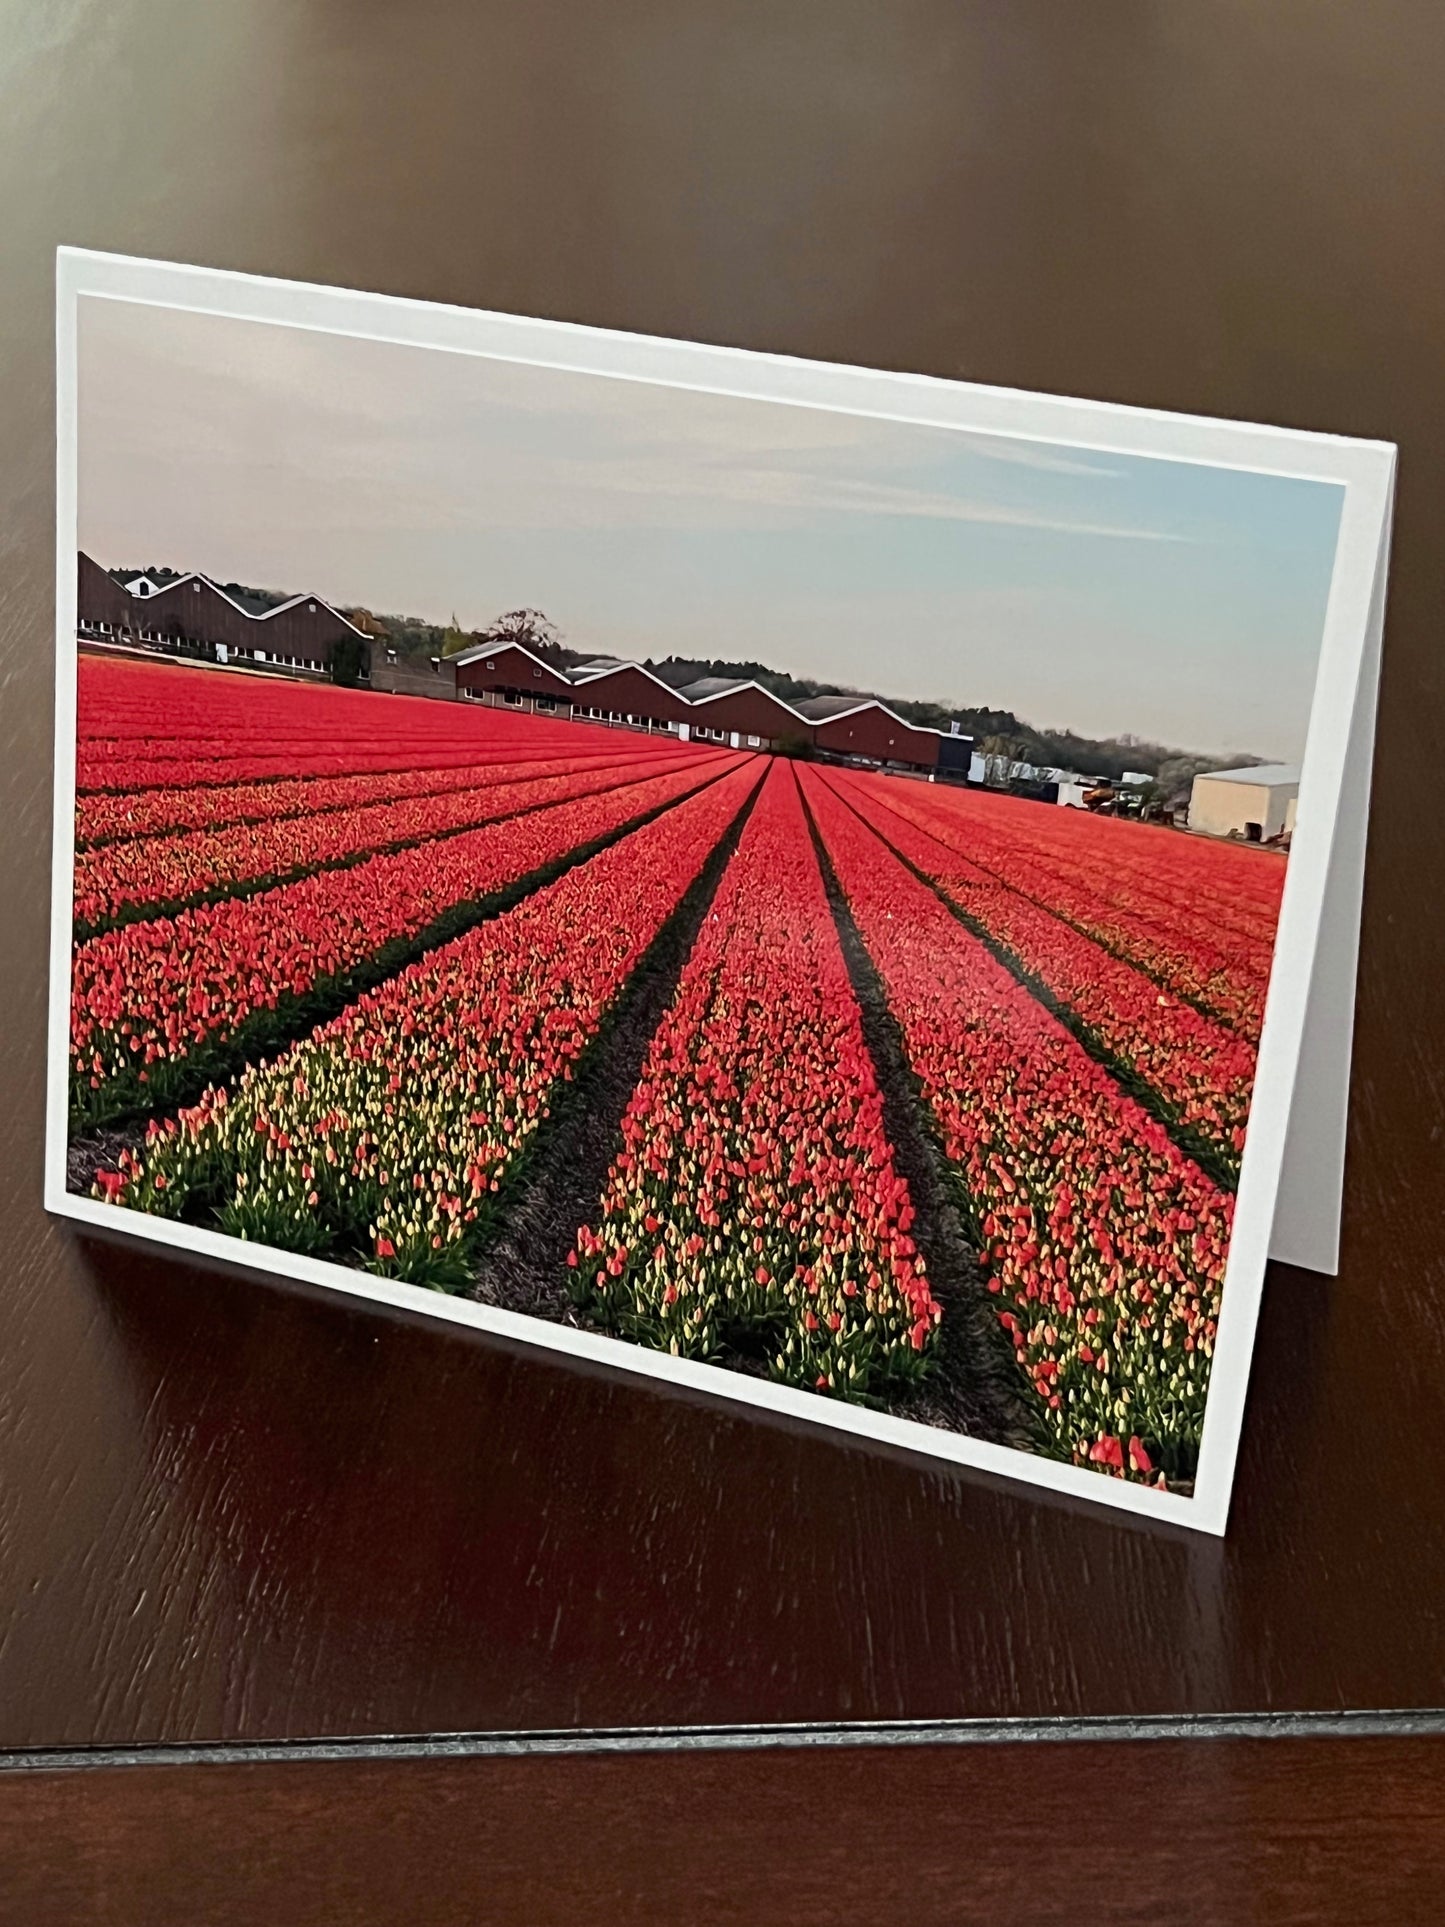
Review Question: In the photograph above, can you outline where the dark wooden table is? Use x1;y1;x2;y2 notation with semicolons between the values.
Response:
3;1;1443;1918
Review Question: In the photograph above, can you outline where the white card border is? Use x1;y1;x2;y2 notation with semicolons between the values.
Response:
46;247;1397;1535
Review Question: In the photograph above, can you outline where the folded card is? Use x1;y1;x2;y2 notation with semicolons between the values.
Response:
47;249;1395;1531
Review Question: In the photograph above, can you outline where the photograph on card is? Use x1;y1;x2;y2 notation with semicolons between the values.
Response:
60;286;1352;1504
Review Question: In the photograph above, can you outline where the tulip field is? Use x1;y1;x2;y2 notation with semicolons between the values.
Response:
73;654;1287;1491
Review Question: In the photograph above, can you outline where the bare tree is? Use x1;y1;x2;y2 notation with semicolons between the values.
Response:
479;608;566;664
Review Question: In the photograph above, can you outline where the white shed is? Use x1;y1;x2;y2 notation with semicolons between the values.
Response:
1187;763;1300;841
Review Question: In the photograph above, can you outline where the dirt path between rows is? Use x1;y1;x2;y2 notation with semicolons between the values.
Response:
467;769;765;1326
803;792;1038;1454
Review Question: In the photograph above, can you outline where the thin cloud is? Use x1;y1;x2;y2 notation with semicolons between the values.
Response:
523;452;1192;542
953;434;1126;480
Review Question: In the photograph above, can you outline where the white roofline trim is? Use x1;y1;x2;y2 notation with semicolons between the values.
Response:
450;637;572;682
568;661;690;701
131;571;369;637
803;696;950;737
257;591;371;637
682;679;813;726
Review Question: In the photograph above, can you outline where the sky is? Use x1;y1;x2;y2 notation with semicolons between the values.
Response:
77;296;1345;761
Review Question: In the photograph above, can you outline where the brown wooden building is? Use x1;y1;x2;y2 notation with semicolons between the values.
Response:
453;639;578;712
676;678;814;751
75;553;370;676
569;662;692;733
76;552;139;636
453;651;958;770
794;694;942;769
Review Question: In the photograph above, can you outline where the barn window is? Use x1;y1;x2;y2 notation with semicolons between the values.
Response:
532;667;541;678
747;735;761;749
192;582;200;592
486;659;496;670
308;603;316;613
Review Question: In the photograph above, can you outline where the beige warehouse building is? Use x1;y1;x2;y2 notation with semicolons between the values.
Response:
1187;763;1300;841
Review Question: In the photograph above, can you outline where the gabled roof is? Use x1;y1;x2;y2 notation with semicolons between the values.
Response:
794;693;944;738
135;572;257;619
569;660;690;701
1196;762;1300;787
257;590;371;637
568;656;625;678
126;570;367;636
793;694;867;721
680;678;812;726
452;637;555;673
678;676;751;701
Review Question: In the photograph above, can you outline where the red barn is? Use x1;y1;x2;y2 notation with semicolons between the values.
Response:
76;552;141;637
251;592;370;668
453;640;577;714
568;662;692;734
677;678;811;750
75;553;368;675
794;696;940;772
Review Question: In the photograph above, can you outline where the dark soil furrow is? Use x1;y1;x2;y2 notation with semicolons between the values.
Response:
816;771;1242;1191
801;791;1037;1452
467;769;767;1325
822;769;1255;1041
66;1125;144;1197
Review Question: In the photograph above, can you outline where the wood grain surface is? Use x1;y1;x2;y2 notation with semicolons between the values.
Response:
5;1736;1445;1926
2;0;1444;1756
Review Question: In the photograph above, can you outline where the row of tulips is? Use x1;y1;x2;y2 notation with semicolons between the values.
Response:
71;756;741;1125
79;655;591;751
820;771;1256;1177
852;774;1276;1040
77;734;624;795
801;767;1230;1485
75;659;631;791
571;762;940;1400
897;768;1286;929
74;748;702;931
75;743;673;847
92;764;764;1287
